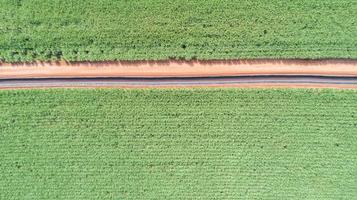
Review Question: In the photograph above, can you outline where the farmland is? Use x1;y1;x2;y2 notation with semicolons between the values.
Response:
1;89;356;199
0;0;356;62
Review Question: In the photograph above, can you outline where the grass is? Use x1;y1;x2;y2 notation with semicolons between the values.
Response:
0;0;356;62
0;88;356;199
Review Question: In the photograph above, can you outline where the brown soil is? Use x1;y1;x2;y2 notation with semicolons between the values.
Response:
1;59;357;89
1;59;357;79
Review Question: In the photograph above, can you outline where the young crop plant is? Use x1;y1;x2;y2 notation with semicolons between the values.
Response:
0;88;356;199
0;0;356;62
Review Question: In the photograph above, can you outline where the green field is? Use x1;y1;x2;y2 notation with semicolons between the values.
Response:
0;0;356;62
1;89;356;199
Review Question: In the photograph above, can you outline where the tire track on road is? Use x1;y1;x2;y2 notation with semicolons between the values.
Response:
2;75;357;89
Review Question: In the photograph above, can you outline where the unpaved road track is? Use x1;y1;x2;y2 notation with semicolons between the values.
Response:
1;59;357;89
2;76;357;89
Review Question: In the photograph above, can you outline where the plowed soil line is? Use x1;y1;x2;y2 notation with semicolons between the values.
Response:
1;59;357;89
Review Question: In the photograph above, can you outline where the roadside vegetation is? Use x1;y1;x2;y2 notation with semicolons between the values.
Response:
1;89;356;199
0;0;356;62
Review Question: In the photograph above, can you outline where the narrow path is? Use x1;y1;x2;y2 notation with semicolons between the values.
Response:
1;59;357;89
2;75;357;89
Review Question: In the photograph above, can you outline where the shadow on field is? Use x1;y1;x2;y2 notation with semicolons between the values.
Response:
2;59;357;67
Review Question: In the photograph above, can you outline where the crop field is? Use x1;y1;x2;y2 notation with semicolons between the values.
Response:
1;89;356;199
0;0;356;62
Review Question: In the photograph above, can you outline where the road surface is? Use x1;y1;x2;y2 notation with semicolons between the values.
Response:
2;75;357;89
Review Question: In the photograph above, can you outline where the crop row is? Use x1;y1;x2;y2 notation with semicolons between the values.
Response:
1;88;356;199
0;0;356;62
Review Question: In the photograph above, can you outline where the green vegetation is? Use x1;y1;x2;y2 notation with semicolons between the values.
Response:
0;0;356;62
1;89;356;199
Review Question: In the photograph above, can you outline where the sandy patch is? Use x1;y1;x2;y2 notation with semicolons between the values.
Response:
1;59;357;79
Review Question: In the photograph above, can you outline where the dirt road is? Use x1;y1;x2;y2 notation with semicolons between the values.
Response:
1;59;357;89
2;76;357;89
